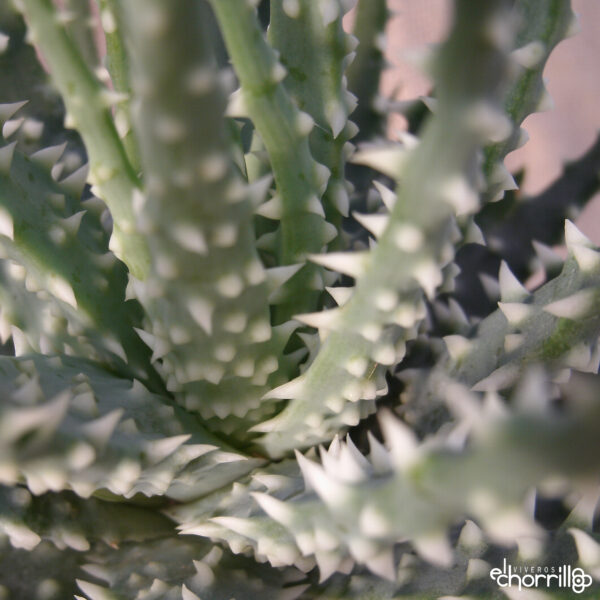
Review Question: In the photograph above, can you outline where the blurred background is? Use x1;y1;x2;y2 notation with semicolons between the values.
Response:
376;0;600;242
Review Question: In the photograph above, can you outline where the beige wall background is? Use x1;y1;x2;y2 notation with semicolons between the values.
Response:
376;0;600;242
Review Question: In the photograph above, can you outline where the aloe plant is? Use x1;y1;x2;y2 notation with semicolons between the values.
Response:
1;0;599;598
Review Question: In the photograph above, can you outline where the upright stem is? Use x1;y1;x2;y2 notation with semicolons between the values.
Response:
346;0;388;141
121;0;292;432
18;0;150;279
209;0;337;321
256;0;516;457
96;0;141;171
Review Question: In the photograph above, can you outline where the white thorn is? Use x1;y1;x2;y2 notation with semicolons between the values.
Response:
484;508;544;547
31;142;67;169
181;584;202;600
131;188;146;216
504;333;525;353
373;181;397;211
443;335;472;362
247;173;273;208
0;141;17;173
564;343;594;372
569;528;600;568
392;223;424;253
345;356;368;378
322;221;338;245
282;0;301;18
326;286;353;306
3;391;68;442
262;376;305;400
342;140;356;161
572;245;600;272
266;264;303;300
330;182;350;216
565;219;594;249
326;101;347;138
186;297;214;334
353;212;388;238
22;119;44;141
367;432;392;474
351;145;407;179
255;195;282;220
172;224;207;255
413;261;442;298
511;41;546;69
447;298;469;328
0;101;27;123
498;301;535;326
0;208;13;240
315;551;342;583
295;451;349;507
144;434;190;465
251;491;296;527
373;289;397;312
441;175;479;215
465;220;485;245
544;289;596;319
2;117;24;138
499;261;529;302
62;210;86;236
370;342;394;365
296;111;314;136
314;162;331;194
413;533;454;568
308;251;367;278
10;326;29;355
48;275;77;308
489;162;518;192
76;580;114;600
319;0;339;26
401;42;435;75
458;519;485;552
3;521;41;550
366;549;396;581
378;409;419;470
81;409;124;448
306;194;325;218
419;95;437;113
60;164;89;197
100;89;129;107
293;308;340;331
271;62;287;83
225;88;247;118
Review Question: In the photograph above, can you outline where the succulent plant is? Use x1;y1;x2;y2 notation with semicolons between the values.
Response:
1;0;599;598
